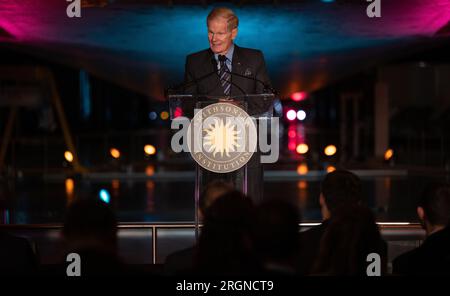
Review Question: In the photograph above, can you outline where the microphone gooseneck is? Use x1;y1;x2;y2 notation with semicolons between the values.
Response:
219;55;276;95
216;55;246;96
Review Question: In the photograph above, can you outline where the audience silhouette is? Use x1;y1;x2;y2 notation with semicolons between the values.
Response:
312;204;387;276
393;182;450;275
194;190;260;275
62;197;124;276
253;198;301;275
164;180;234;275
298;170;364;274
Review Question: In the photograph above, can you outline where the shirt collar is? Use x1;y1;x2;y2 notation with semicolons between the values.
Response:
214;43;234;63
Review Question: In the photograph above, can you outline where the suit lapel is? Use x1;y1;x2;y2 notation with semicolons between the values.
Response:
203;49;222;96
231;44;247;96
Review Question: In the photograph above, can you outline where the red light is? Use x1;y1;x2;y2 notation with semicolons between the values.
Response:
288;130;296;138
174;107;183;118
291;92;307;102
288;142;296;151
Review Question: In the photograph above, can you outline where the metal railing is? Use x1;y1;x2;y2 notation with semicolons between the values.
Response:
0;222;425;265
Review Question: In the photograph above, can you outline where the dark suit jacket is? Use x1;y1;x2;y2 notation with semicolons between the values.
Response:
392;226;450;275
183;44;273;116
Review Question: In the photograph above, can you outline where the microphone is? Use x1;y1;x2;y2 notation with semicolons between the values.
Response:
218;55;277;95
165;57;222;96
216;55;246;96
217;55;274;115
217;54;227;64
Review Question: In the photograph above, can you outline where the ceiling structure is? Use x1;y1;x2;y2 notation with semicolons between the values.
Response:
0;0;449;99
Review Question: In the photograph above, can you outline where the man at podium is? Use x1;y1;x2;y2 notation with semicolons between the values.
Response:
182;7;274;204
183;7;273;110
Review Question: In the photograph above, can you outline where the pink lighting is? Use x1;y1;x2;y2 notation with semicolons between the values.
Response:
288;142;297;151
286;110;297;121
174;107;183;118
291;92;307;102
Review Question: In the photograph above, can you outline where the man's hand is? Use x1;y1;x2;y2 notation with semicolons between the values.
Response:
218;97;232;102
218;98;240;106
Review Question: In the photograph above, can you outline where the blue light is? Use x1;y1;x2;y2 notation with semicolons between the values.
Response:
99;189;110;204
79;70;91;120
273;98;283;117
3;209;10;224
149;111;157;120
321;0;335;3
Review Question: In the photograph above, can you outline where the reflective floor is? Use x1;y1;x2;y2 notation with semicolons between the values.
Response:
3;169;450;224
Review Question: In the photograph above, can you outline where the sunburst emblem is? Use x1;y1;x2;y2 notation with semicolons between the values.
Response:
203;118;241;157
186;102;257;174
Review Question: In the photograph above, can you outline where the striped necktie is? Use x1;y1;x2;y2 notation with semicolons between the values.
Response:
218;56;231;95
